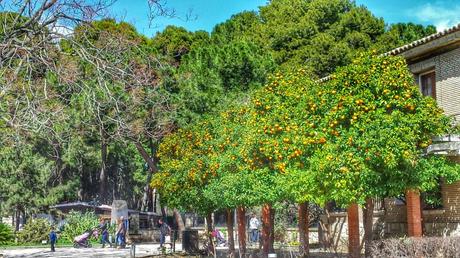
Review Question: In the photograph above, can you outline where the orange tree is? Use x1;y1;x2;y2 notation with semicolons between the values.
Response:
152;118;220;215
221;54;460;255
306;53;459;205
152;53;460;256
152;110;249;253
305;53;460;256
285;53;460;255
202;101;284;255
242;53;460;206
153;102;273;255
235;69;326;256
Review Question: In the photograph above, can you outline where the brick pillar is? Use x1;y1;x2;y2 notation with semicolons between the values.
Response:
347;203;360;258
406;189;422;237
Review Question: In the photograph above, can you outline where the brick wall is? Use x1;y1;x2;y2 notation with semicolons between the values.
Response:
409;47;460;118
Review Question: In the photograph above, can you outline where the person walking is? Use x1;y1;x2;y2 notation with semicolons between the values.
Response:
116;216;126;249
98;219;111;248
249;214;260;244
49;227;57;252
158;218;171;249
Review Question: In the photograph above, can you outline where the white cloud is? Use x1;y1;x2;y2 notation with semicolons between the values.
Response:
412;2;460;31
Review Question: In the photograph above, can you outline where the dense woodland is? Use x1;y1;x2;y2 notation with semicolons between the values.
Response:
0;0;444;227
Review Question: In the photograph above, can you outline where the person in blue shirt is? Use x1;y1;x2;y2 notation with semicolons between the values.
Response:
98;218;112;248
49;228;57;252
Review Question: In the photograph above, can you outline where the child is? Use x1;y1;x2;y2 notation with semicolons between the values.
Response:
212;229;226;247
49;228;57;252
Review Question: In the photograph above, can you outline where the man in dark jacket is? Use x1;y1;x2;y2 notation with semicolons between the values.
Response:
158;218;171;248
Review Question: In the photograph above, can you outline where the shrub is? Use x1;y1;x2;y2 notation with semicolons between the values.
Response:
16;218;52;244
274;223;287;243
0;222;14;245
60;211;99;243
370;237;460;258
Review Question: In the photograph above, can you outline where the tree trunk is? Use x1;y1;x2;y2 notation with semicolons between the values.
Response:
206;213;215;256
226;209;235;257
406;189;422;237
99;129;108;203
237;206;246;256
153;188;158;213
135;141;186;232
174;209;185;232
135;141;157;171
160;205;167;218
269;206;275;253
15;208;20;231
299;202;309;257
363;198;374;257
136;141;156;212
262;204;274;257
321;201;334;249
347;203;360;258
54;144;64;185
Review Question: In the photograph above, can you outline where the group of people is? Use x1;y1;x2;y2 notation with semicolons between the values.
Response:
48;216;128;252
48;214;261;252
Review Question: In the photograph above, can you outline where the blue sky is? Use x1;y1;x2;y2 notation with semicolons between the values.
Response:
111;0;460;37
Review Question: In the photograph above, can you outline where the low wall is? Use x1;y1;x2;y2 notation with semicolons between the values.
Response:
131;226;319;244
321;186;460;251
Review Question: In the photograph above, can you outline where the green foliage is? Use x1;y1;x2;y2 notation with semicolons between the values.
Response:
0;222;14;245
257;0;383;75
208;0;436;77
16;219;51;244
0;142;77;214
211;11;264;46
60;211;99;243
152;25;209;64
174;40;275;125
374;23;437;52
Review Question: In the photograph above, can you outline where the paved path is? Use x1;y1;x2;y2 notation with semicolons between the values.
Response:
1;247;129;258
1;244;182;258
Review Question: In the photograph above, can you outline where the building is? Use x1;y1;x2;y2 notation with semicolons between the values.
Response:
384;22;460;237
322;23;460;251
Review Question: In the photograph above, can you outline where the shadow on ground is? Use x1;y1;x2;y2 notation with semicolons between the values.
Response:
142;249;348;258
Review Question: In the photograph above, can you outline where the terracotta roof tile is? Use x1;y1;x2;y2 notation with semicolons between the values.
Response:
317;23;460;82
384;23;460;56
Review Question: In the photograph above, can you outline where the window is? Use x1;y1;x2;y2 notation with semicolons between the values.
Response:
419;71;436;99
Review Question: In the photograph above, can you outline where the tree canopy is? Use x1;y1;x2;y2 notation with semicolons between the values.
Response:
0;0;451;219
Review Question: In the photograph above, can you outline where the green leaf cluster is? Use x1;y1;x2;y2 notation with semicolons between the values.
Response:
16;219;51;244
0;223;14;245
59;211;99;243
